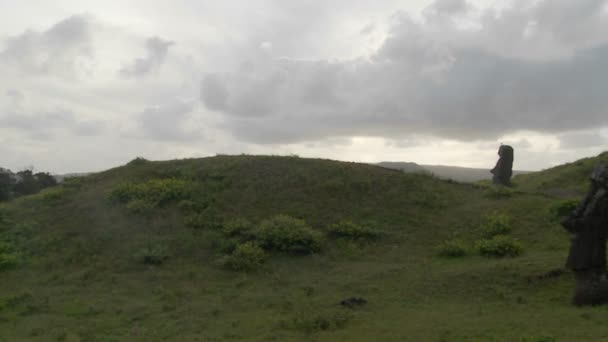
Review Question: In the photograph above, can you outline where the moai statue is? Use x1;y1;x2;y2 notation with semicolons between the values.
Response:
490;145;514;185
562;163;608;305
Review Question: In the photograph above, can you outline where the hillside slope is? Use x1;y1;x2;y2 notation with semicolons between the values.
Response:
514;151;608;197
378;162;530;183
0;155;600;341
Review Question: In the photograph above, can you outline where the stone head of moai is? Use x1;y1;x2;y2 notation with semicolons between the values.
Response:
590;163;608;187
562;162;608;306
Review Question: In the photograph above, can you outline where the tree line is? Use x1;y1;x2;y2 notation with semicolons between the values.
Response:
0;169;57;201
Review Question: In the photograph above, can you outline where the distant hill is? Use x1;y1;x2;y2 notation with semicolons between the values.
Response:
377;162;530;183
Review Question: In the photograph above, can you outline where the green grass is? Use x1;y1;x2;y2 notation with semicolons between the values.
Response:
513;151;608;198
0;154;605;341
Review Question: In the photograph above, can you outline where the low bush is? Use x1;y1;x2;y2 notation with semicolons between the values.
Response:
222;218;254;238
548;199;579;220
327;220;379;240
475;235;523;258
126;199;156;214
221;241;267;271
40;187;69;202
481;212;511;238
214;237;240;254
436;239;468;257
253;215;322;254
135;244;170;265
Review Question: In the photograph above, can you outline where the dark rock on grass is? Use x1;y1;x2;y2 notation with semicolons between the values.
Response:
340;297;367;309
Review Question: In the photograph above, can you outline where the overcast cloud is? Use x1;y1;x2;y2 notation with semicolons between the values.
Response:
119;36;174;78
1;0;607;173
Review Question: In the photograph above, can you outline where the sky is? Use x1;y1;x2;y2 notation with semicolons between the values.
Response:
1;0;608;173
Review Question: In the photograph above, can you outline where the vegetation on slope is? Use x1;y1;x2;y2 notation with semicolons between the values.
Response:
513;151;608;197
0;154;602;341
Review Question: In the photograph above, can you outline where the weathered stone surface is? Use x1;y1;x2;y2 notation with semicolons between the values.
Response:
490;145;514;185
562;163;608;305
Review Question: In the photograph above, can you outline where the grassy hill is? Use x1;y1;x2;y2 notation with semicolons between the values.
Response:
0;154;604;341
513;151;608;198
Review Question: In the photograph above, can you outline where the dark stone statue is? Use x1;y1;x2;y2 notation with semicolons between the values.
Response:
490;145;514;185
562;163;608;305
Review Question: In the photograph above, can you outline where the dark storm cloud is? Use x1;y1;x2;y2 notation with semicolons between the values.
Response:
120;37;175;78
0;15;92;76
201;0;608;144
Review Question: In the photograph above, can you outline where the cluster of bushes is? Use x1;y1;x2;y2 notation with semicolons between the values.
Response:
436;239;468;257
212;216;379;271
109;178;193;213
216;215;322;271
436;212;523;258
0;169;58;202
475;235;523;258
108;177;380;270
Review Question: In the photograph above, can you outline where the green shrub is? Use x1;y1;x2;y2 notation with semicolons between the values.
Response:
436;239;468;257
135;244;170;265
481;212;511;238
222;218;254;238
475;235;523;258
40;187;68;202
109;179;192;207
221;241;267;271
327;220;379;240
126;199;156;214
254;215;323;254
214;237;240;254
548;199;579;219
